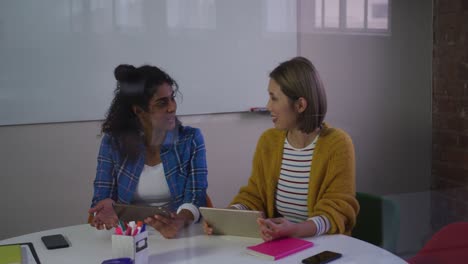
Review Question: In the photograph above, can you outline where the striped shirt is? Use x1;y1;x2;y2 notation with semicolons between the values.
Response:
275;135;330;236
232;134;331;236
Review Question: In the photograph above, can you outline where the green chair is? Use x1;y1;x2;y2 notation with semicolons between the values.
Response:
352;192;400;253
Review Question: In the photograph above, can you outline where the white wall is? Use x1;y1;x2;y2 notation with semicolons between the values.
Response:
298;0;433;255
0;113;272;240
298;0;432;194
0;0;433;257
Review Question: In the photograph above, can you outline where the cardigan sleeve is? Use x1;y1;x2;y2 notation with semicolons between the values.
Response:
229;133;267;212
311;132;359;235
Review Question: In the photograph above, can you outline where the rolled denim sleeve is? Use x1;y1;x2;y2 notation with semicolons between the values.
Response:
183;128;208;215
91;134;117;207
177;203;201;223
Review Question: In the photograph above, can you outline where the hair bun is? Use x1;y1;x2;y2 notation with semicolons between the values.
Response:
114;64;138;82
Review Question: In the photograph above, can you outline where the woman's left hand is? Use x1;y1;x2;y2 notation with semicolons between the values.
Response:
257;217;297;241
144;213;187;238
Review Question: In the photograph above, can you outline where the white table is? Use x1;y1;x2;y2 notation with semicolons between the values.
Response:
0;224;406;264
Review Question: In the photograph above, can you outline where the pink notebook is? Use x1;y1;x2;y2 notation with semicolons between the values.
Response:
246;237;314;261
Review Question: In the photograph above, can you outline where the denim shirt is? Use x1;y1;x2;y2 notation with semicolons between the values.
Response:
91;125;208;211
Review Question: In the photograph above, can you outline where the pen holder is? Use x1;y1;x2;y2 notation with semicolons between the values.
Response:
112;231;148;264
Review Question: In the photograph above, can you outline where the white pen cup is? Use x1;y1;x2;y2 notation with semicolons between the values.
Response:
94;228;114;240
112;231;148;264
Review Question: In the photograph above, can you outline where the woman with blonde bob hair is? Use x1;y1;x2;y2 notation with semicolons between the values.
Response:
205;57;359;241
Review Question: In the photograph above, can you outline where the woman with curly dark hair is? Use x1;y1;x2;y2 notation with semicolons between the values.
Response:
88;64;208;238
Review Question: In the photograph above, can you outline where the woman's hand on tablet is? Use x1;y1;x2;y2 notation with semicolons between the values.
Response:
88;198;118;230
257;217;296;241
145;209;194;238
144;213;180;238
202;220;213;235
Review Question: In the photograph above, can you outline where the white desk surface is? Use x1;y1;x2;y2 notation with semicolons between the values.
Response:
0;224;406;264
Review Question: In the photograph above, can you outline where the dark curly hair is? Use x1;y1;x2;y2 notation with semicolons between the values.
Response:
102;64;180;159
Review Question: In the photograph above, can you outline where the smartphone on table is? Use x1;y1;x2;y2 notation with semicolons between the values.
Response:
41;234;70;249
302;250;342;264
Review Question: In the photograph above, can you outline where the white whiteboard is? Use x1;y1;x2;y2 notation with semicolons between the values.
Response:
0;0;297;125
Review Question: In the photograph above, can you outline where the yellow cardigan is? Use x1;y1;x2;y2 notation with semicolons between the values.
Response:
230;123;359;235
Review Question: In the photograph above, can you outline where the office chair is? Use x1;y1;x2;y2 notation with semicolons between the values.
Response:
408;221;468;264
352;192;400;253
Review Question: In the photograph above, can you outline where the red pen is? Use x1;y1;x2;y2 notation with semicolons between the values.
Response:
132;227;139;236
250;107;268;112
125;226;132;236
115;226;123;235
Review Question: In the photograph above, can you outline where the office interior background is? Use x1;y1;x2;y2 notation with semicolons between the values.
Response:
0;0;467;259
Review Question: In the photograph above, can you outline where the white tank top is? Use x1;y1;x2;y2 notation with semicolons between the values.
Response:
132;163;172;206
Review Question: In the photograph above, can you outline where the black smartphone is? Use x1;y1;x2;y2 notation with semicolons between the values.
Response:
41;234;70;249
302;251;342;264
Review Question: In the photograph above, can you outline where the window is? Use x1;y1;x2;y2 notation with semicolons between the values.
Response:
115;0;143;31
69;0;142;32
324;0;340;28
367;0;389;29
308;0;390;35
264;0;296;33
346;0;365;29
166;0;216;30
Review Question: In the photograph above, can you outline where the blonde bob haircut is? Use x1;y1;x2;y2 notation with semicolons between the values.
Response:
269;56;327;133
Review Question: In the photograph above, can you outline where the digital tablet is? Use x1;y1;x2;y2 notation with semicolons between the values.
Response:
113;203;171;222
199;207;263;238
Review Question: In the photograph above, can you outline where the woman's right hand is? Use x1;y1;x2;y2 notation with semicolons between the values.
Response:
88;198;118;230
202;220;213;235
